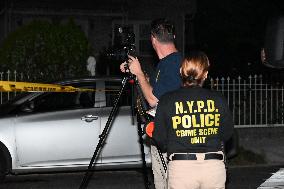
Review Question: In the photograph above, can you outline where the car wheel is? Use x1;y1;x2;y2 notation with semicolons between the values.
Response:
0;152;6;182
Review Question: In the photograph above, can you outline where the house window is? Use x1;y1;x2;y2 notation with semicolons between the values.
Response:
112;21;152;56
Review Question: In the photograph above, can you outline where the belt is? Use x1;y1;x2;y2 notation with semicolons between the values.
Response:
171;153;223;161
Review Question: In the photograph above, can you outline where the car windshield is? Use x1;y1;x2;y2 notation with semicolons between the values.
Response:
1;92;30;105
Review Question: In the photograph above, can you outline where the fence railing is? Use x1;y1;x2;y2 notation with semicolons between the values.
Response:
1;70;284;127
209;75;284;128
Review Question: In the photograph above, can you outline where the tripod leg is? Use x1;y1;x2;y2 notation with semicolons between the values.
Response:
137;116;151;189
150;139;167;173
79;77;129;189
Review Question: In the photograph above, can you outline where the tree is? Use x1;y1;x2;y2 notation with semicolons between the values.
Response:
0;19;92;82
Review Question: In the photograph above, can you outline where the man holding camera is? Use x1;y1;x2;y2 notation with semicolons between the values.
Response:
120;18;182;189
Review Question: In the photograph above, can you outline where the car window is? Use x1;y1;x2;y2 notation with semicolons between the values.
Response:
9;79;134;114
18;83;97;113
33;92;81;112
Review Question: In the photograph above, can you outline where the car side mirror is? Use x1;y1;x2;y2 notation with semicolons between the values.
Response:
20;101;35;113
261;16;284;69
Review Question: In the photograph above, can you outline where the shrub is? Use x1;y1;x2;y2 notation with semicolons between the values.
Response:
0;19;92;82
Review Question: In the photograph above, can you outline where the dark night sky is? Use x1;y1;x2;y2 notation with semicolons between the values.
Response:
192;0;284;77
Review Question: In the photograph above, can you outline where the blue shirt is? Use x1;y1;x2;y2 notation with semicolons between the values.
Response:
150;52;182;99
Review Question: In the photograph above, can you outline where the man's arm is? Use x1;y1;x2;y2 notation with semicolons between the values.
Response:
135;72;158;107
120;55;158;107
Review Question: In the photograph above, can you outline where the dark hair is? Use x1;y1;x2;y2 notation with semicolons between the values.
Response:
180;51;210;87
151;18;175;43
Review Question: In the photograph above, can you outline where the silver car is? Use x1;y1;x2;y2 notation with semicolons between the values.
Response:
0;77;151;182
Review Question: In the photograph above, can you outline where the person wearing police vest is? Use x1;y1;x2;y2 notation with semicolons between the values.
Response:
150;51;234;189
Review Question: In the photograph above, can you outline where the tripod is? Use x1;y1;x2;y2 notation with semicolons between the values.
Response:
78;74;167;189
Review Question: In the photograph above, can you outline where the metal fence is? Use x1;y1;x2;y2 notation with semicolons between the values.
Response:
209;75;284;128
1;70;20;104
1;70;284;127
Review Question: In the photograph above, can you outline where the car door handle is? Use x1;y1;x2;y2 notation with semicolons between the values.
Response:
81;115;99;122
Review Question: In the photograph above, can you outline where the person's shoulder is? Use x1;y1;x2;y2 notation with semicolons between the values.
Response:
164;52;182;67
173;52;182;65
164;52;181;60
171;52;182;60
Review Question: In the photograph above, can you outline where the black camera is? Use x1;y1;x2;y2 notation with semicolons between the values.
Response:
107;26;136;62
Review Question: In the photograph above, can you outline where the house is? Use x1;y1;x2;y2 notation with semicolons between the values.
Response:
0;0;196;74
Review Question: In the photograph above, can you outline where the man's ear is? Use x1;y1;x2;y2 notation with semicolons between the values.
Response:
151;35;157;43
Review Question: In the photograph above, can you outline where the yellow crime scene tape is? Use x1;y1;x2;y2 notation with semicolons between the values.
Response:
0;81;96;92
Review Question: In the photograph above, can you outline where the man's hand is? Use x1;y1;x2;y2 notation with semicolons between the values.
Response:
120;62;129;73
120;55;143;76
127;55;143;76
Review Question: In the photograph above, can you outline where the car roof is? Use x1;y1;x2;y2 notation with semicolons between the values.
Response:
53;76;123;85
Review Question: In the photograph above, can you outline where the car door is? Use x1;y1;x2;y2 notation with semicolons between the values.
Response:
100;80;151;164
14;84;102;168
